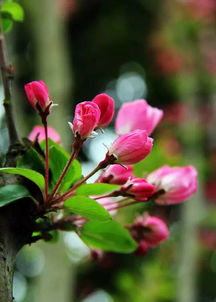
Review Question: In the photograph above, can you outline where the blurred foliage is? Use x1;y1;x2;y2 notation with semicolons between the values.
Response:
0;1;24;32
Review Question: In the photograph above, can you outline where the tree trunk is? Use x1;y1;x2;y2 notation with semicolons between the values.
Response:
0;251;14;302
0;214;17;302
0;188;37;301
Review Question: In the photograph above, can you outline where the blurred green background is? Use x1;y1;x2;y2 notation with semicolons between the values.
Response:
1;0;216;301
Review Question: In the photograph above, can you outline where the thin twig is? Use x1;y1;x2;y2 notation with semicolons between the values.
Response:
0;27;19;145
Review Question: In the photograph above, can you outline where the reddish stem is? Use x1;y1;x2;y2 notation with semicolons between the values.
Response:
95;193;116;200
44;121;49;201
48;140;83;203
58;165;102;202
53;158;110;204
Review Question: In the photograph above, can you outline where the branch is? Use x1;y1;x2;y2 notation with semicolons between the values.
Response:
0;27;19;145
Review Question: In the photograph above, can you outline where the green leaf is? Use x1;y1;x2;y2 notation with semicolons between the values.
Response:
64;196;112;221
80;220;137;253
40;139;69;158
1;2;24;21
76;183;120;196
0;168;45;190
49;145;82;193
0;184;30;207
17;148;45;174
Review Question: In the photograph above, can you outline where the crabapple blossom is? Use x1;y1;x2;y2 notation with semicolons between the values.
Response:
115;99;163;135
129;214;169;255
147;165;197;205
92;93;114;127
72;101;101;140
107;130;153;165
121;178;155;201
20;75;199;259
24;80;51;111
97;164;134;185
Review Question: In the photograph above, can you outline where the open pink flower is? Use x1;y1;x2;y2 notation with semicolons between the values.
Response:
108;130;153;165
97;164;134;185
147;165;198;205
92;93;114;127
129;214;169;255
24;80;51;111
122;178;155;201
72;101;101;140
115;99;163;135
28;125;61;144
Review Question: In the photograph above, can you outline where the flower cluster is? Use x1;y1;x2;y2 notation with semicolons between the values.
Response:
24;80;198;255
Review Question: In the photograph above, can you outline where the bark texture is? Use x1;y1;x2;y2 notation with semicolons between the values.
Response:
0;199;37;302
0;144;37;302
0;212;17;302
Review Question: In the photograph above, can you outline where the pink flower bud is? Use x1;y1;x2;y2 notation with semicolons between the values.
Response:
92;93;114;127
115;99;163;135
72;101;101;140
108;130;153;165
147;165;198;205
24;80;51;111
28;125;61;144
129;214;169;254
122;178;155;201
97;164;134;185
138;215;169;247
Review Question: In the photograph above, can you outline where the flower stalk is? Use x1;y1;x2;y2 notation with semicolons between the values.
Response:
48;139;83;203
44;119;49;201
53;155;114;203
